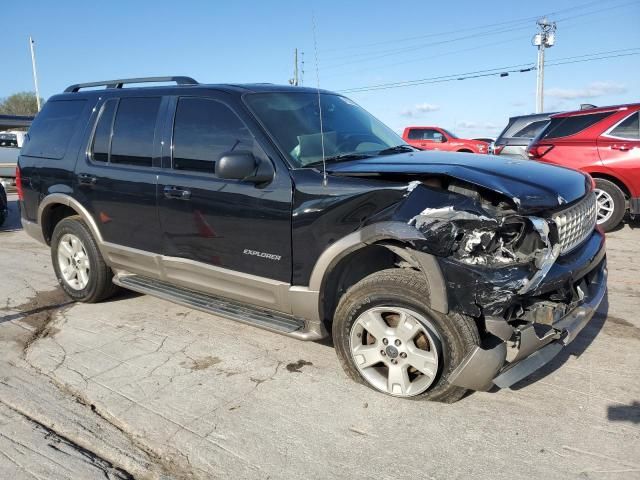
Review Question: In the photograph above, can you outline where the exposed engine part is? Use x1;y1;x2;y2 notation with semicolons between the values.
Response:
408;205;547;267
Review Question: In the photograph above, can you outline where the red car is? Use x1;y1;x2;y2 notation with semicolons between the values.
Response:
402;126;489;154
528;103;640;231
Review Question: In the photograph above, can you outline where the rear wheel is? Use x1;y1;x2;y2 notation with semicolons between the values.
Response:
51;216;118;302
594;178;626;232
332;268;480;402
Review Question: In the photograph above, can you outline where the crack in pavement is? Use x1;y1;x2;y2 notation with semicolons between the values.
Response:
3;288;201;480
0;399;134;480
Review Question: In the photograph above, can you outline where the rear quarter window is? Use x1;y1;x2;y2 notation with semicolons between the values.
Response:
22;100;87;159
512;120;549;138
607;111;639;139
541;111;614;140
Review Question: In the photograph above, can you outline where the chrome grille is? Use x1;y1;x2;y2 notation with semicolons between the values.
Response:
552;192;597;255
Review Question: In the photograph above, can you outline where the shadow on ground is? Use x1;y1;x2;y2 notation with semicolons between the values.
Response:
608;401;640;424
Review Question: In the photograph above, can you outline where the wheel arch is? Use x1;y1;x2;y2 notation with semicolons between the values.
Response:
587;170;631;198
39;194;103;246
309;222;449;326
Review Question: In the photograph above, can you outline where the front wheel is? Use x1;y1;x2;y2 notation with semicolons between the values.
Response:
51;216;118;303
332;269;480;402
594;178;626;232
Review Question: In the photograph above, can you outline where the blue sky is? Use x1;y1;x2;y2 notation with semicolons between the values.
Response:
2;0;639;137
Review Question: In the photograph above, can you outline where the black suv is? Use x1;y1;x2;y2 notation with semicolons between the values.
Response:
18;77;607;402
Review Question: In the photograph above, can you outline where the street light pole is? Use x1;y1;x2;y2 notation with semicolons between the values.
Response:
289;48;299;86
533;18;556;113
29;36;41;112
536;41;545;113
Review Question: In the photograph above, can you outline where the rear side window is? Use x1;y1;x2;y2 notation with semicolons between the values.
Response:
172;97;256;174
512;120;549;138
22;100;86;159
407;129;423;140
608;112;639;139
110;97;161;167
541;112;613;139
407;129;441;140
91;99;117;162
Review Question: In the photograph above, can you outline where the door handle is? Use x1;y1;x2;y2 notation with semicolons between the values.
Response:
611;144;630;151
77;173;97;186
163;185;191;200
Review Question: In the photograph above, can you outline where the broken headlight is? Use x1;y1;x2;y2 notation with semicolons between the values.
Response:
455;217;550;266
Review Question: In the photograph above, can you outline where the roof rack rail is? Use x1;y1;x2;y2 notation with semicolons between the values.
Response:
64;76;198;93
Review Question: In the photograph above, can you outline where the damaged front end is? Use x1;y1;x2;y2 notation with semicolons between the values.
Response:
400;179;562;311
391;177;605;391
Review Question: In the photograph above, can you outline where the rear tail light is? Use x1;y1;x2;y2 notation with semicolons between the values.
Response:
493;145;505;155
527;144;554;159
15;166;24;201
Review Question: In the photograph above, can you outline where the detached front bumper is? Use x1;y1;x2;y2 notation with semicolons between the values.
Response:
448;257;607;391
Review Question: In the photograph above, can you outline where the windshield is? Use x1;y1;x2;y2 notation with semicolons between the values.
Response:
244;92;405;167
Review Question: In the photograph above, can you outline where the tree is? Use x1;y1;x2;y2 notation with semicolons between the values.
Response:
0;92;43;116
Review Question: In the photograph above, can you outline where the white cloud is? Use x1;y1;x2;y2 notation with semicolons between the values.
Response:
546;81;627;100
400;102;440;117
457;121;499;130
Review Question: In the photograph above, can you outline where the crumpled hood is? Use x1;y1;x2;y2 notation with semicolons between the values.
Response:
327;151;590;213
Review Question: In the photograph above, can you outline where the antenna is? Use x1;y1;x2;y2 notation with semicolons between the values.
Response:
312;11;328;187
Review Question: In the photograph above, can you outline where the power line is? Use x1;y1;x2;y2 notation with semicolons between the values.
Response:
321;34;532;80
320;0;639;68
322;24;534;68
320;0;604;55
547;51;640;67
338;48;640;93
321;8;626;81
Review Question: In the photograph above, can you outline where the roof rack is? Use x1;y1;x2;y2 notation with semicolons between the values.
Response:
64;76;199;93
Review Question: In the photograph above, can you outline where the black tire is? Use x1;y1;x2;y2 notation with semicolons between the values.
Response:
594;178;626;232
51;216;118;303
457;149;473;153
332;268;480;403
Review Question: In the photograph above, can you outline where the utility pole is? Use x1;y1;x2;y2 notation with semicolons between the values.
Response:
29;36;42;112
533;18;556;113
289;48;299;86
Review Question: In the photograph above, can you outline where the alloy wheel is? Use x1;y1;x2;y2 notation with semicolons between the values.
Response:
594;188;615;224
57;233;90;290
349;306;441;397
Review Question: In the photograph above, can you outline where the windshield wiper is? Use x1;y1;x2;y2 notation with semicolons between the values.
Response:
376;145;415;155
305;153;372;167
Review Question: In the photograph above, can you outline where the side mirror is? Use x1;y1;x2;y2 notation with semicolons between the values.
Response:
438;135;447;143
216;151;274;183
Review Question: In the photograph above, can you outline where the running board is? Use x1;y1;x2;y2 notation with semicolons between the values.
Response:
113;274;307;337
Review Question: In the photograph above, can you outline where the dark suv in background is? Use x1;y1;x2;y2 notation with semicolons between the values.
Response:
18;77;606;402
493;112;555;159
